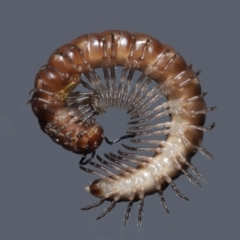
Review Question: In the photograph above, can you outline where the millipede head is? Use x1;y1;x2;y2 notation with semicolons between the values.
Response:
76;124;104;154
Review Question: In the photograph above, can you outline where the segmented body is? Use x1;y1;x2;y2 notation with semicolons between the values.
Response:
30;30;215;227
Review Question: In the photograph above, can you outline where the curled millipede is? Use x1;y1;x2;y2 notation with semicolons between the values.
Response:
29;30;215;227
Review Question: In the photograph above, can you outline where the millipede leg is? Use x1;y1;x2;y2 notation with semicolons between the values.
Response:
96;201;116;220
170;182;189;201
81;199;105;210
123;201;133;226
157;190;169;214
103;132;136;145
79;146;96;165
137;199;144;228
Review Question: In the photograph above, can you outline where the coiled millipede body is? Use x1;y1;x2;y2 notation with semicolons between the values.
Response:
29;30;215;227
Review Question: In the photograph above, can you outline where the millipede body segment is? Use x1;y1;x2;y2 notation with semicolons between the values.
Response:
29;30;215;227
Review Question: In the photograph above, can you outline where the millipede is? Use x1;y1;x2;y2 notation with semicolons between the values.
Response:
29;30;215;227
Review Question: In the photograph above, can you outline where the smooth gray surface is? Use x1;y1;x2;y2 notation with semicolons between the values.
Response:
0;1;238;239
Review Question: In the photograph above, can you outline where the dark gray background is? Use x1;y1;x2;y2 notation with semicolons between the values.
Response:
1;0;238;239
